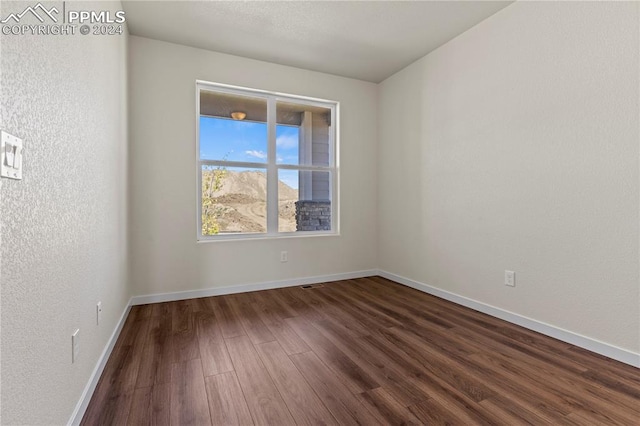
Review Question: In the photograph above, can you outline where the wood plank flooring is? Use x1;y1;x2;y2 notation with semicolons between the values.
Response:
81;276;640;425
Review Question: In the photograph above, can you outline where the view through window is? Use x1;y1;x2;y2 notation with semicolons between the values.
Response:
197;82;338;239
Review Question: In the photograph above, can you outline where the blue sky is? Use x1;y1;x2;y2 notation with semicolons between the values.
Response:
200;116;299;164
200;116;300;189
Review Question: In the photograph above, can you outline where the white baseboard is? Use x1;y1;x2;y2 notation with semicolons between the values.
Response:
377;270;640;368
130;269;378;305
68;302;133;426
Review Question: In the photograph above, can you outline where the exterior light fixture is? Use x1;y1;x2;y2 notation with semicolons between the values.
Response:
230;111;247;120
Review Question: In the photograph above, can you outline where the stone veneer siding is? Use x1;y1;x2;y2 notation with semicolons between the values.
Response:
295;200;331;231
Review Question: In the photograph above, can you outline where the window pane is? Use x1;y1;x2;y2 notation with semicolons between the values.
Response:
276;124;299;164
200;90;267;163
276;101;331;166
201;166;267;235
279;169;331;232
278;169;299;232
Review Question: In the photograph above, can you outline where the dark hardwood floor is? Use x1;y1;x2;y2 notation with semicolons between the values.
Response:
81;276;640;425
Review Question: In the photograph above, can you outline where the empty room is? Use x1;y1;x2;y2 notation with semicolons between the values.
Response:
1;0;639;424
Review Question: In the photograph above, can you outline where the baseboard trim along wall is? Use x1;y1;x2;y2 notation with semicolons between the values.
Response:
377;270;640;368
69;268;639;423
68;303;132;426
130;269;378;305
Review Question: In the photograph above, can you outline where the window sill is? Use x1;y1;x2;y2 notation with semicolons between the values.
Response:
196;231;340;243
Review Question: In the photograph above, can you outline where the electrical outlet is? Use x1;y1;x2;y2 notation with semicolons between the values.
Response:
280;251;288;262
96;301;103;325
72;329;80;363
505;270;516;287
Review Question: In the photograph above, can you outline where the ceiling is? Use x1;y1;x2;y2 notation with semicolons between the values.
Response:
122;1;513;83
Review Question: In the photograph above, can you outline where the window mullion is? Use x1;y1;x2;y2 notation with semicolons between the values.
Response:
266;97;278;234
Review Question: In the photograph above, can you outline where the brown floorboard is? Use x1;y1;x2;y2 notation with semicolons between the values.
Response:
255;340;337;425
82;277;640;425
196;311;234;377
225;335;295;425
204;371;253;426
356;387;422;426
170;358;211;425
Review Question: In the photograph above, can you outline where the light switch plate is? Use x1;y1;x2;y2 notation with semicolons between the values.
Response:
1;130;23;180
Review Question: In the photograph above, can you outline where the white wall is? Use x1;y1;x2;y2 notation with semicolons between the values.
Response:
0;11;3;422
379;1;639;354
0;2;130;424
128;36;378;297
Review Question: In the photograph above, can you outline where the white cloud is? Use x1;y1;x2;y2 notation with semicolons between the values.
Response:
276;134;298;149
245;150;267;159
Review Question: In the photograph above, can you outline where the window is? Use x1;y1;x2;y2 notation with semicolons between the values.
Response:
197;81;338;240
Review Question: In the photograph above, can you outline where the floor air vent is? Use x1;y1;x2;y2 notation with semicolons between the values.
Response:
301;284;325;289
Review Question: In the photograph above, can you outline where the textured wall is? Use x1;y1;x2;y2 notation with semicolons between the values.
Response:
0;2;4;421
379;1;639;353
129;36;378;296
0;5;4;423
0;2;129;424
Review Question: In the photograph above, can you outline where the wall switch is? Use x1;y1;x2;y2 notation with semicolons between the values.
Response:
505;270;516;287
72;329;80;363
1;130;23;180
96;302;103;325
280;251;288;262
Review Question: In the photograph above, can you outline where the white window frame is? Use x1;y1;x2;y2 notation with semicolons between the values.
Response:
196;80;340;241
